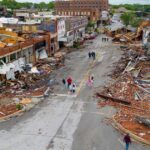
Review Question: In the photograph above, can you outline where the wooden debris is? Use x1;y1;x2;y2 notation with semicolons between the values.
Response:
136;116;150;128
96;93;131;105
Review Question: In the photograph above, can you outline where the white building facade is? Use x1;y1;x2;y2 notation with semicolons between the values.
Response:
57;18;66;42
143;26;150;45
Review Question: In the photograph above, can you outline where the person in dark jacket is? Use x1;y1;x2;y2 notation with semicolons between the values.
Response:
62;78;66;86
123;134;131;150
88;52;91;58
92;52;96;60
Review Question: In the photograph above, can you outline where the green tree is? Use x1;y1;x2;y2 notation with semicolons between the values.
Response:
111;4;150;13
47;2;55;10
37;2;47;10
87;21;95;28
121;12;142;28
121;12;135;27
0;0;55;10
130;18;142;28
110;8;115;17
1;0;19;9
23;2;33;9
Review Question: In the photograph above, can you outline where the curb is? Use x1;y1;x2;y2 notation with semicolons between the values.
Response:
31;87;50;98
31;95;44;98
112;116;150;147
0;109;24;122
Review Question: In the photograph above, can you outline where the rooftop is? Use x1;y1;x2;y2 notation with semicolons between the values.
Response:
0;28;49;54
0;17;41;25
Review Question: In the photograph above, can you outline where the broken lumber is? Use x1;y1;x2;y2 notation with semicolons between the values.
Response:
136;116;150;128
96;93;131;105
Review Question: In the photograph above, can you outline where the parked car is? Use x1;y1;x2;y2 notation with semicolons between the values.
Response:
89;33;96;40
84;33;96;40
84;34;90;40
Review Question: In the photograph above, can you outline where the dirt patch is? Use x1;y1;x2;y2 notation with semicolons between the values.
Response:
0;104;18;118
114;115;150;142
30;86;48;97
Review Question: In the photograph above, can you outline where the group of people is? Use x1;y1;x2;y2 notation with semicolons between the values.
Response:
88;52;96;60
62;74;94;94
62;76;76;93
102;37;109;42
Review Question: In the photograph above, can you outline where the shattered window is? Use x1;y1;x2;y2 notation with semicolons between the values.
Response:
10;53;16;62
17;51;21;58
0;57;6;66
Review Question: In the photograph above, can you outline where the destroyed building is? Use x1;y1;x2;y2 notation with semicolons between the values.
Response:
106;20;150;44
143;26;150;55
0;27;57;81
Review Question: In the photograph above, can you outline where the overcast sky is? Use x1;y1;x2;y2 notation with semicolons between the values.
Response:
16;0;150;4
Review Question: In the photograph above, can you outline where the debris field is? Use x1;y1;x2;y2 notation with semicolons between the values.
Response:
0;52;66;117
97;45;150;142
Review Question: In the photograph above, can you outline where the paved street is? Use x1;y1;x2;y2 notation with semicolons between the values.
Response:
0;35;149;150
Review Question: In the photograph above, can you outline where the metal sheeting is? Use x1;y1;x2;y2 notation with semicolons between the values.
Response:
36;49;48;59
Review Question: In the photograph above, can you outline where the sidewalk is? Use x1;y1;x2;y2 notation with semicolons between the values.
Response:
112;116;150;147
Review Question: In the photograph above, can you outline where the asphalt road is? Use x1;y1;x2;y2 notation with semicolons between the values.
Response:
0;35;149;150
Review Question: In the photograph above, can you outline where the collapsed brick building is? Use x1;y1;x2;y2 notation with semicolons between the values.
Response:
55;0;109;21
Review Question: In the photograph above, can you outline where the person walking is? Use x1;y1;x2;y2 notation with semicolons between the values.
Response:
71;83;76;93
88;52;91;59
93;52;96;60
87;76;92;87
69;83;73;93
91;52;95;60
123;134;131;150
67;76;72;88
87;74;94;87
90;74;94;86
62;78;66;86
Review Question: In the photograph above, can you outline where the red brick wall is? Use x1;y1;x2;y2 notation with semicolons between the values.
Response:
56;0;108;21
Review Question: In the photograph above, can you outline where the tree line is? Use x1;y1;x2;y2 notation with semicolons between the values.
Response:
111;4;150;13
0;0;55;10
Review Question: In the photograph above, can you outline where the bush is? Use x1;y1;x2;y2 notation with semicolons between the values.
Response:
16;104;22;110
73;41;80;49
87;21;95;28
95;28;99;33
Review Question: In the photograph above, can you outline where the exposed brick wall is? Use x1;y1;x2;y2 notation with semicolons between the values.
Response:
55;0;108;21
